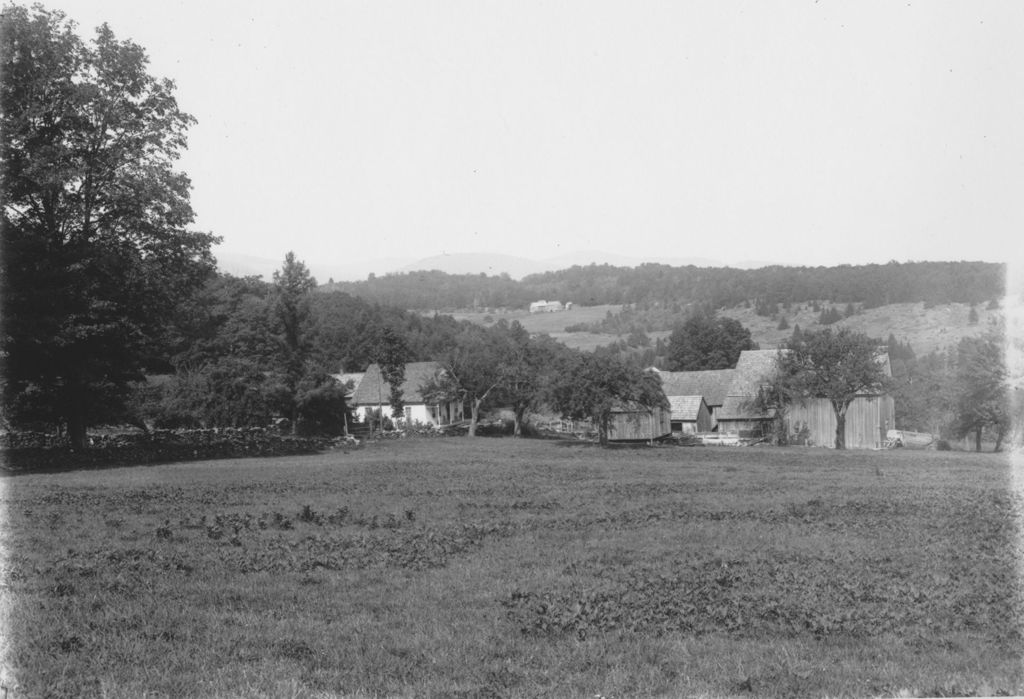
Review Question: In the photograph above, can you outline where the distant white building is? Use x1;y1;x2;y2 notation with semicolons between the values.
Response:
529;300;565;313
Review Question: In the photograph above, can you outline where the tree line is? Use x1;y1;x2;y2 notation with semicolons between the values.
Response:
326;260;1004;313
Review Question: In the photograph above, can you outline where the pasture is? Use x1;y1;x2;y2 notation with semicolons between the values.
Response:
2;440;1022;698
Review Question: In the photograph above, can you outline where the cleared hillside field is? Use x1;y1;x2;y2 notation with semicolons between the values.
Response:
719;301;1000;354
2;441;1022;697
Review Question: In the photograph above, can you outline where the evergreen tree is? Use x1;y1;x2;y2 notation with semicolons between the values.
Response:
269;252;317;433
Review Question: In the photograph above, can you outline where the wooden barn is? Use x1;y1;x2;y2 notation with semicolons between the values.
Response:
716;350;782;438
655;368;735;430
716;349;896;449
786;355;895;449
607;402;672;442
667;395;713;434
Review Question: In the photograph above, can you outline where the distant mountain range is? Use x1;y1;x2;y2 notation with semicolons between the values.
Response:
215;248;776;282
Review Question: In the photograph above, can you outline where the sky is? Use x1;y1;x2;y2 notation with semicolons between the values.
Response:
47;1;1024;280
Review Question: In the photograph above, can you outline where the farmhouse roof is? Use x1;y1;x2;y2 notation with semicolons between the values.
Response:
331;372;365;398
668;395;707;421
657;369;735;407
350;361;444;406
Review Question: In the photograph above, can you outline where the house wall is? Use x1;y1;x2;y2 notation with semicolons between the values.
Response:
787;395;895;449
354;401;463;427
608;407;672;441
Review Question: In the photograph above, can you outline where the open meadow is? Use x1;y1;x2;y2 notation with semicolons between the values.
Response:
2;440;1023;698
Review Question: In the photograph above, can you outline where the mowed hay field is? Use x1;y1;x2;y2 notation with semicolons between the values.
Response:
2;441;1023;698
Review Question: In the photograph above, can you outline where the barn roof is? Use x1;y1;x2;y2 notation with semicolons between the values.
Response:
350;361;444;406
668;395;707;421
718;350;786;421
657;369;735;407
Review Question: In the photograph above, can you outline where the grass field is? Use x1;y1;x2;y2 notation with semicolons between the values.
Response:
2;440;1023;698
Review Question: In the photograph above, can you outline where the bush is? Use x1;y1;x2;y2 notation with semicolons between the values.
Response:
0;427;337;473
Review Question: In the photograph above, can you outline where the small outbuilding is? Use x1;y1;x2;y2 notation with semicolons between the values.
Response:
667;395;713;434
606;402;672;442
656;368;735;430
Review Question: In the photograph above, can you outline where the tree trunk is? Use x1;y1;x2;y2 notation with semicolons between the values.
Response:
513;405;527;437
975;426;983;452
468;399;480;436
66;377;88;450
833;402;847;450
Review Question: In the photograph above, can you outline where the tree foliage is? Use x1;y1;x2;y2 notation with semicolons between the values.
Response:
372;326;410;420
267;252;319;433
951;330;1008;451
1;5;218;446
550;354;668;445
326;261;1003;314
666;314;756;371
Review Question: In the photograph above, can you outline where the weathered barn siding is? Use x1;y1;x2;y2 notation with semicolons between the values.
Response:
715;417;774;439
787;395;895;449
669;395;713;434
608;406;672;442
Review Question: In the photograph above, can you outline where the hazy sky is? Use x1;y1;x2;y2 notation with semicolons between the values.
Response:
50;1;1024;277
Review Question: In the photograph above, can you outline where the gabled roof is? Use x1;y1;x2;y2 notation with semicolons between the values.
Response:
668;395;707;421
718;350;785;421
657;369;735;407
350;361;444;406
331;372;365;398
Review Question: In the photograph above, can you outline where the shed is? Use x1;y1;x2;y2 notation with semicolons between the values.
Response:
607;402;672;442
656;368;735;429
667;395;713;434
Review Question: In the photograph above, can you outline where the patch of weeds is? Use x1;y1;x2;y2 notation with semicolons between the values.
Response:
50;580;76;597
276;639;318;664
326;506;349;525
155;521;173;540
55;635;84;653
298;505;323;525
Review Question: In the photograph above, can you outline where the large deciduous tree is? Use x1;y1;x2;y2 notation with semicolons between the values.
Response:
769;328;892;449
666;314;756;371
428;324;505;437
551;353;668;446
952;329;1008;452
1;5;218;447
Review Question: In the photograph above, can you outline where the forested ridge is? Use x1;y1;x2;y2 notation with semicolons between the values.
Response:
322;260;1004;312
